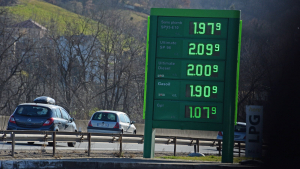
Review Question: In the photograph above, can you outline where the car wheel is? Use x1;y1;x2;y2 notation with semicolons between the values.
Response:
68;142;76;147
27;142;34;145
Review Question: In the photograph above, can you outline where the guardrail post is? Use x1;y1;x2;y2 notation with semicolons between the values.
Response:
88;133;91;157
218;140;221;156
173;137;177;156
12;132;15;157
196;139;199;152
238;142;241;157
120;134;123;155
53;131;56;157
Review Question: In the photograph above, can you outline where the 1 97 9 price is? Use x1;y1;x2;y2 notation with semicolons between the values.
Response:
190;22;222;35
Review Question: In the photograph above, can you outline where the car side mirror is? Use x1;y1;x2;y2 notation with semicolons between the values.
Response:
70;117;75;122
131;121;135;124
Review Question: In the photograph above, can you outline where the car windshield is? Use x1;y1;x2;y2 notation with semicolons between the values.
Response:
92;112;117;122
15;105;51;117
235;124;246;132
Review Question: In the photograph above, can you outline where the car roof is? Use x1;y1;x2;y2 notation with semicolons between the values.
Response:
94;110;125;114
18;103;59;109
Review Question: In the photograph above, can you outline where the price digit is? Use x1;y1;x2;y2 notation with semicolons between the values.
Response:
206;44;213;55
189;43;196;55
208;23;214;34
216;23;221;30
212;107;217;114
213;65;218;72
199;23;205;34
212;86;217;93
203;107;210;118
187;64;194;76
215;44;220;52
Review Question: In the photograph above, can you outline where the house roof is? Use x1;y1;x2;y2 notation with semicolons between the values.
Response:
11;19;47;30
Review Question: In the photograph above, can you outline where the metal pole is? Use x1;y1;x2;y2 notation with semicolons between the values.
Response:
218;140;221;156
196;139;199;152
12;132;15;157
238;142;241;157
52;132;56;157
173;137;177;156
120;134;123;155
88;133;91;156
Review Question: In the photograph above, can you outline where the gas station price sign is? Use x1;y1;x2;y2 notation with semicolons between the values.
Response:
144;8;241;162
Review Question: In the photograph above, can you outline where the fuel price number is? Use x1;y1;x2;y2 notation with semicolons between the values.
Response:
185;106;217;119
189;22;222;35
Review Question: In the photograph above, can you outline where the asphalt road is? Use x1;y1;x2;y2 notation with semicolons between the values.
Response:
0;141;244;155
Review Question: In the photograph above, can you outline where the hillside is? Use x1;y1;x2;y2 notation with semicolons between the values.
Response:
7;0;98;35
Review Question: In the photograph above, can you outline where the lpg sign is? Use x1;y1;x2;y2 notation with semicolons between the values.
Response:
245;105;263;158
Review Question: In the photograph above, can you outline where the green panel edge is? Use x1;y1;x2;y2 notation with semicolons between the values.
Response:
151;8;240;18
235;20;242;124
143;16;150;120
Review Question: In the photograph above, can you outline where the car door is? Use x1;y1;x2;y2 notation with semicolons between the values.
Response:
60;108;72;132
119;114;129;133
54;108;64;131
124;114;134;134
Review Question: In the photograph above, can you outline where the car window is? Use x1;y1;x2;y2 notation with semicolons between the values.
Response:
60;108;70;120
124;114;130;123
15;105;50;117
92;112;117;122
235;125;246;132
120;114;126;123
54;108;62;118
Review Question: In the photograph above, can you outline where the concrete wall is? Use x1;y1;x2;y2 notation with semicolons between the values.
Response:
0;116;217;139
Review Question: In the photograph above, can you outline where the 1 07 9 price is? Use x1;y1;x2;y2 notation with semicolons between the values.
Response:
185;106;217;119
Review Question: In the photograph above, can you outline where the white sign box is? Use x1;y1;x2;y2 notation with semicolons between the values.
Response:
245;105;263;158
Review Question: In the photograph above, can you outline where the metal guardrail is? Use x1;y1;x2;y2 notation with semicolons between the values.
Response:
0;130;246;157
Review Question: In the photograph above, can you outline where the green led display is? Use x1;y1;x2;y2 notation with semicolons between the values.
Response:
185;106;217;119
185;84;218;98
187;63;219;77
154;79;224;102
155;59;225;80
189;22;222;35
153;100;223;122
188;43;220;56
157;38;226;59
157;17;228;38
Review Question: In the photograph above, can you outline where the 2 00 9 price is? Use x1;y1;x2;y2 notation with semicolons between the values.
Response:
187;64;218;77
188;43;220;56
185;106;217;119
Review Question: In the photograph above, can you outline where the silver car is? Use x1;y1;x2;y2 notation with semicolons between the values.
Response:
87;110;136;134
217;122;246;141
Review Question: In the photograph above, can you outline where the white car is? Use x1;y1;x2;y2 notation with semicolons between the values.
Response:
87;110;136;134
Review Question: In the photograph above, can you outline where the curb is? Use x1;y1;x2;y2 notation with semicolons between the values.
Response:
0;158;262;169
